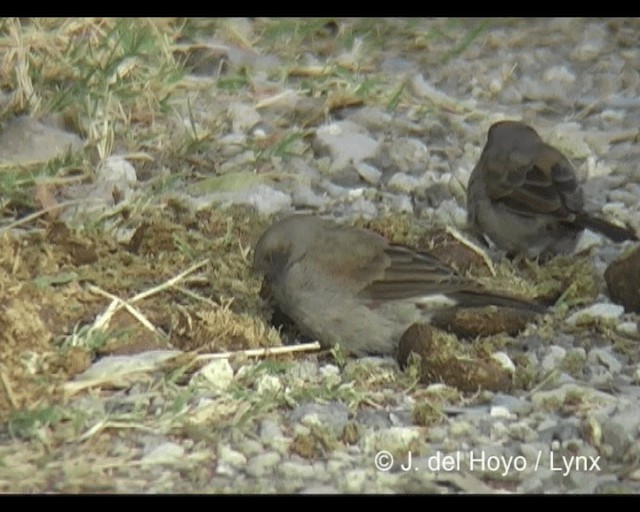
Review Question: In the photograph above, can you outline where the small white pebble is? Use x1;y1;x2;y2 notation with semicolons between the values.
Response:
492;352;516;373
256;374;283;395
490;406;515;419
617;322;639;337
566;303;625;327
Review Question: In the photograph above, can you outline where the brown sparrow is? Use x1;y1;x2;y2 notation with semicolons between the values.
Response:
253;215;543;356
467;120;638;259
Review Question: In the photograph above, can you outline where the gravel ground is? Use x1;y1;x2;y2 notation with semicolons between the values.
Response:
183;17;640;493
2;18;640;494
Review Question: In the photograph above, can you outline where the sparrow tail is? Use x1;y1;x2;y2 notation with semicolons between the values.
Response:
574;214;638;243
450;290;547;313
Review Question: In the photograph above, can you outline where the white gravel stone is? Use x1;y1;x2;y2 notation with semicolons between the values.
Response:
490;421;509;442
237;438;265;458
341;469;368;493
361;427;421;454
490;406;515;419
256;374;283;395
279;460;325;480
245;452;282;478
315;121;380;171
227;102;261;133
291;183;327;208
565;303;625;326
195;359;234;392
386;172;421;193
142;442;185;465
96;156;137;186
539;346;567;374
543;65;576;84
217;445;248;475
354;161;383;184
588;348;623;374
491;352;516;374
388;137;429;173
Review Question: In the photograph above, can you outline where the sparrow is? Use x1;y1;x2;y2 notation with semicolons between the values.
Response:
253;215;544;356
467;120;638;259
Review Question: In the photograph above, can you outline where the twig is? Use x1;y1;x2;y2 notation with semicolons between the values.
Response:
174;285;219;307
194;341;322;362
445;225;496;277
79;418;161;441
0;199;103;232
0;365;18;409
120;259;210;305
87;259;210;334
87;285;160;334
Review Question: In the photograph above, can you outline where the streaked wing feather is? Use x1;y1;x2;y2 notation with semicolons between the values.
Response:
359;245;472;301
359;244;544;312
487;155;569;216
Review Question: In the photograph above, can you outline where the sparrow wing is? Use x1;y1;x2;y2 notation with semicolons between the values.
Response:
359;244;473;301
359;243;544;312
485;146;583;217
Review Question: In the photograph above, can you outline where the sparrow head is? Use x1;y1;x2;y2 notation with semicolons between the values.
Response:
487;120;541;140
485;120;543;158
253;215;325;283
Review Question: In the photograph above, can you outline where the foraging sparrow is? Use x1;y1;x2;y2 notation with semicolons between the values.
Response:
253;215;543;356
467;120;638;259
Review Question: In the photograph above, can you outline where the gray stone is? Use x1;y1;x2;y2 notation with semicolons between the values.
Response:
0;116;82;163
245;452;282;478
289;402;350;437
314;121;380;171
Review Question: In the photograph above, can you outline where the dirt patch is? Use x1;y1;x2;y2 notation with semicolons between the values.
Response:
0;205;277;415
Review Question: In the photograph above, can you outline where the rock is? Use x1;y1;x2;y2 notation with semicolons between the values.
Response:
361;426;422;455
256;374;283;395
604;245;640;313
0;116;82;164
289;402;350;437
385;172;421;193
279;460;324;480
587;348;623;374
354;409;393;430
217;445;248;476
205;183;293;216
142;442;185;465
314;121;380;171
194;359;234;392
397;324;513;392
388;137;429;173
539;346;567;375
565;303;625;326
245;452;282;478
354;162;382;185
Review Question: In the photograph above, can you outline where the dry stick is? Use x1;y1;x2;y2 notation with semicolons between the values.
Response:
87;259;210;334
79;419;161;441
65;343;322;397
444;225;496;277
0;365;18;409
0;199;104;232
87;285;159;334
194;341;322;362
174;285;219;307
